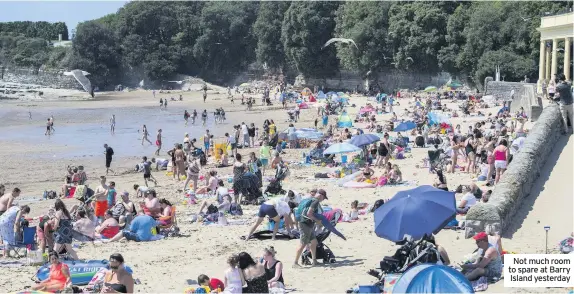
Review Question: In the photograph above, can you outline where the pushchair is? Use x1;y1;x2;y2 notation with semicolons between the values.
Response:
239;172;264;205
264;163;290;195
301;210;341;265
192;148;207;166
427;149;448;172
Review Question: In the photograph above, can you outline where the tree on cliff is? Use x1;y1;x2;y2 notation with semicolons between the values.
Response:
281;2;340;78
69;21;121;86
334;2;391;76
253;1;291;71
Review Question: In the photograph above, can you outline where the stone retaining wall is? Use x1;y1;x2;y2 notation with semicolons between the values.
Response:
464;103;563;238
486;81;543;121
1;68;81;90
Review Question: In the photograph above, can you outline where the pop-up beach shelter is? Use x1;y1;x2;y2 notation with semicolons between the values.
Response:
337;111;353;128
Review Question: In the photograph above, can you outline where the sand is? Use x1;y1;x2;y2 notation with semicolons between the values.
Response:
0;88;572;293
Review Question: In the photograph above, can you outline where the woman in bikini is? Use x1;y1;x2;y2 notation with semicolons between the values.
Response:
141;125;152;145
101;253;134;293
449;135;463;174
464;134;477;174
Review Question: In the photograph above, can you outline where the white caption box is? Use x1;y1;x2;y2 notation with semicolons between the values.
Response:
504;254;574;287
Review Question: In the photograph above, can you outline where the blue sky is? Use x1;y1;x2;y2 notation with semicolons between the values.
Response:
0;1;128;35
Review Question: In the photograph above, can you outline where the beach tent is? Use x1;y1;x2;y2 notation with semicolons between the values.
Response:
427;112;451;125
337;111;353;128
308;95;316;102
301;88;312;96
393;264;474;293
317;91;327;99
299;102;309;109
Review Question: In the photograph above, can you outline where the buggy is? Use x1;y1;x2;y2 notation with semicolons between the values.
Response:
264;163;290;195
427;148;449;172
239;172;264;205
301;210;341;265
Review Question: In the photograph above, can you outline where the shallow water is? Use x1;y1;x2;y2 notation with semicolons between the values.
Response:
0;105;244;158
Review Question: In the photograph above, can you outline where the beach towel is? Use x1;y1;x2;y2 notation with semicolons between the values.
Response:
0;260;25;267
471;276;488;292
240;230;297;240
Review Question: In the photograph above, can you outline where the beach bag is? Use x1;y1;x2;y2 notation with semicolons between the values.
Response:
377;177;388;186
207;204;219;214
230;203;243;216
295;198;314;222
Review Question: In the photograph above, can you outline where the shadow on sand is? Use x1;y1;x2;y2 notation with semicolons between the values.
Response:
502;135;572;239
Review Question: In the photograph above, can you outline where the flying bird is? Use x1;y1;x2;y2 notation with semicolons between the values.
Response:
406;57;414;62
520;16;531;21
168;81;184;85
322;38;358;50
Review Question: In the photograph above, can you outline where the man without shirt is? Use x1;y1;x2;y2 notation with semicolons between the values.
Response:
0;187;20;215
93;176;109;222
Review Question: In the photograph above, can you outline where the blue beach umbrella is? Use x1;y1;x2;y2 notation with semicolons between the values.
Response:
349;133;380;147
394;121;417;132
374;185;455;242
323;142;361;155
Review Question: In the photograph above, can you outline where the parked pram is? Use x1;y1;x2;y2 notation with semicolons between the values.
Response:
301;210;341;265
427;148;449;172
192;148;207;166
265;163;290;195
239;172;264;205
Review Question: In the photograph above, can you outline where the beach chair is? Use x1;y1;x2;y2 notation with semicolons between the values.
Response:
7;226;37;258
158;206;179;237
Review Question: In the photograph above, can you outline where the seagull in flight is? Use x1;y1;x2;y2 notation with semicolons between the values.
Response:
168;81;184;85
406;57;414;62
322;38;359;50
520;16;531;21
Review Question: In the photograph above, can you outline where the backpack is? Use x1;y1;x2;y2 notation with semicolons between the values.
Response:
108;148;114;156
294;198;315;222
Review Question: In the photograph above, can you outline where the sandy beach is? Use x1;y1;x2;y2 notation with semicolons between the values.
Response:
0;88;572;293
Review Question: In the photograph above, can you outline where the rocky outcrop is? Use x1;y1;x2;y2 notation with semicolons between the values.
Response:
465;104;563;238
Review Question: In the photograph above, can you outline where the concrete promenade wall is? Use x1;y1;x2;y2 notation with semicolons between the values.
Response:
464;103;563;237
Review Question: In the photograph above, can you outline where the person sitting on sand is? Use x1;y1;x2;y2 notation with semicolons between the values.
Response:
158;198;174;226
356;166;375;182
72;209;95;241
462;232;503;281
0;187;20;215
262;246;285;289
388;164;403;184
104;214;157;243
224;254;244;294
142;189;161;218
238;252;269;293
0;205;31;256
216;149;229;168
457;186;476;214
349;200;360;220
95;210;120;239
198;180;232;214
245;198;294;240
485;224;503;255
433;169;448;191
32;251;71;292
195;170;219;195
100;253;135;293
116;192;137;227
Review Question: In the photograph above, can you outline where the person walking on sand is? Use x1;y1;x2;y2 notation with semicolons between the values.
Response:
141;124;152;145
192;109;198;125
141;156;158;187
201;110;208;126
50;115;55;133
110;114;116;134
29;111;32;120
104;144;115;175
155;129;162;156
293;189;328;268
203;90;207;103
184;110;190;126
174;144;186;181
45;118;52;136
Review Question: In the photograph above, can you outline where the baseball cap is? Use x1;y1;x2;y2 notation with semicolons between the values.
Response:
121;191;129;197
473;232;488;241
317;189;328;200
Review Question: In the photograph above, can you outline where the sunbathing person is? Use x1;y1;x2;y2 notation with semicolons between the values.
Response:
356;166;375;182
195;170;219;195
104;214;157;243
32;252;71;292
72;209;95;241
216;149;230;168
95;210;120;239
141;189;161;218
388;164;403;184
